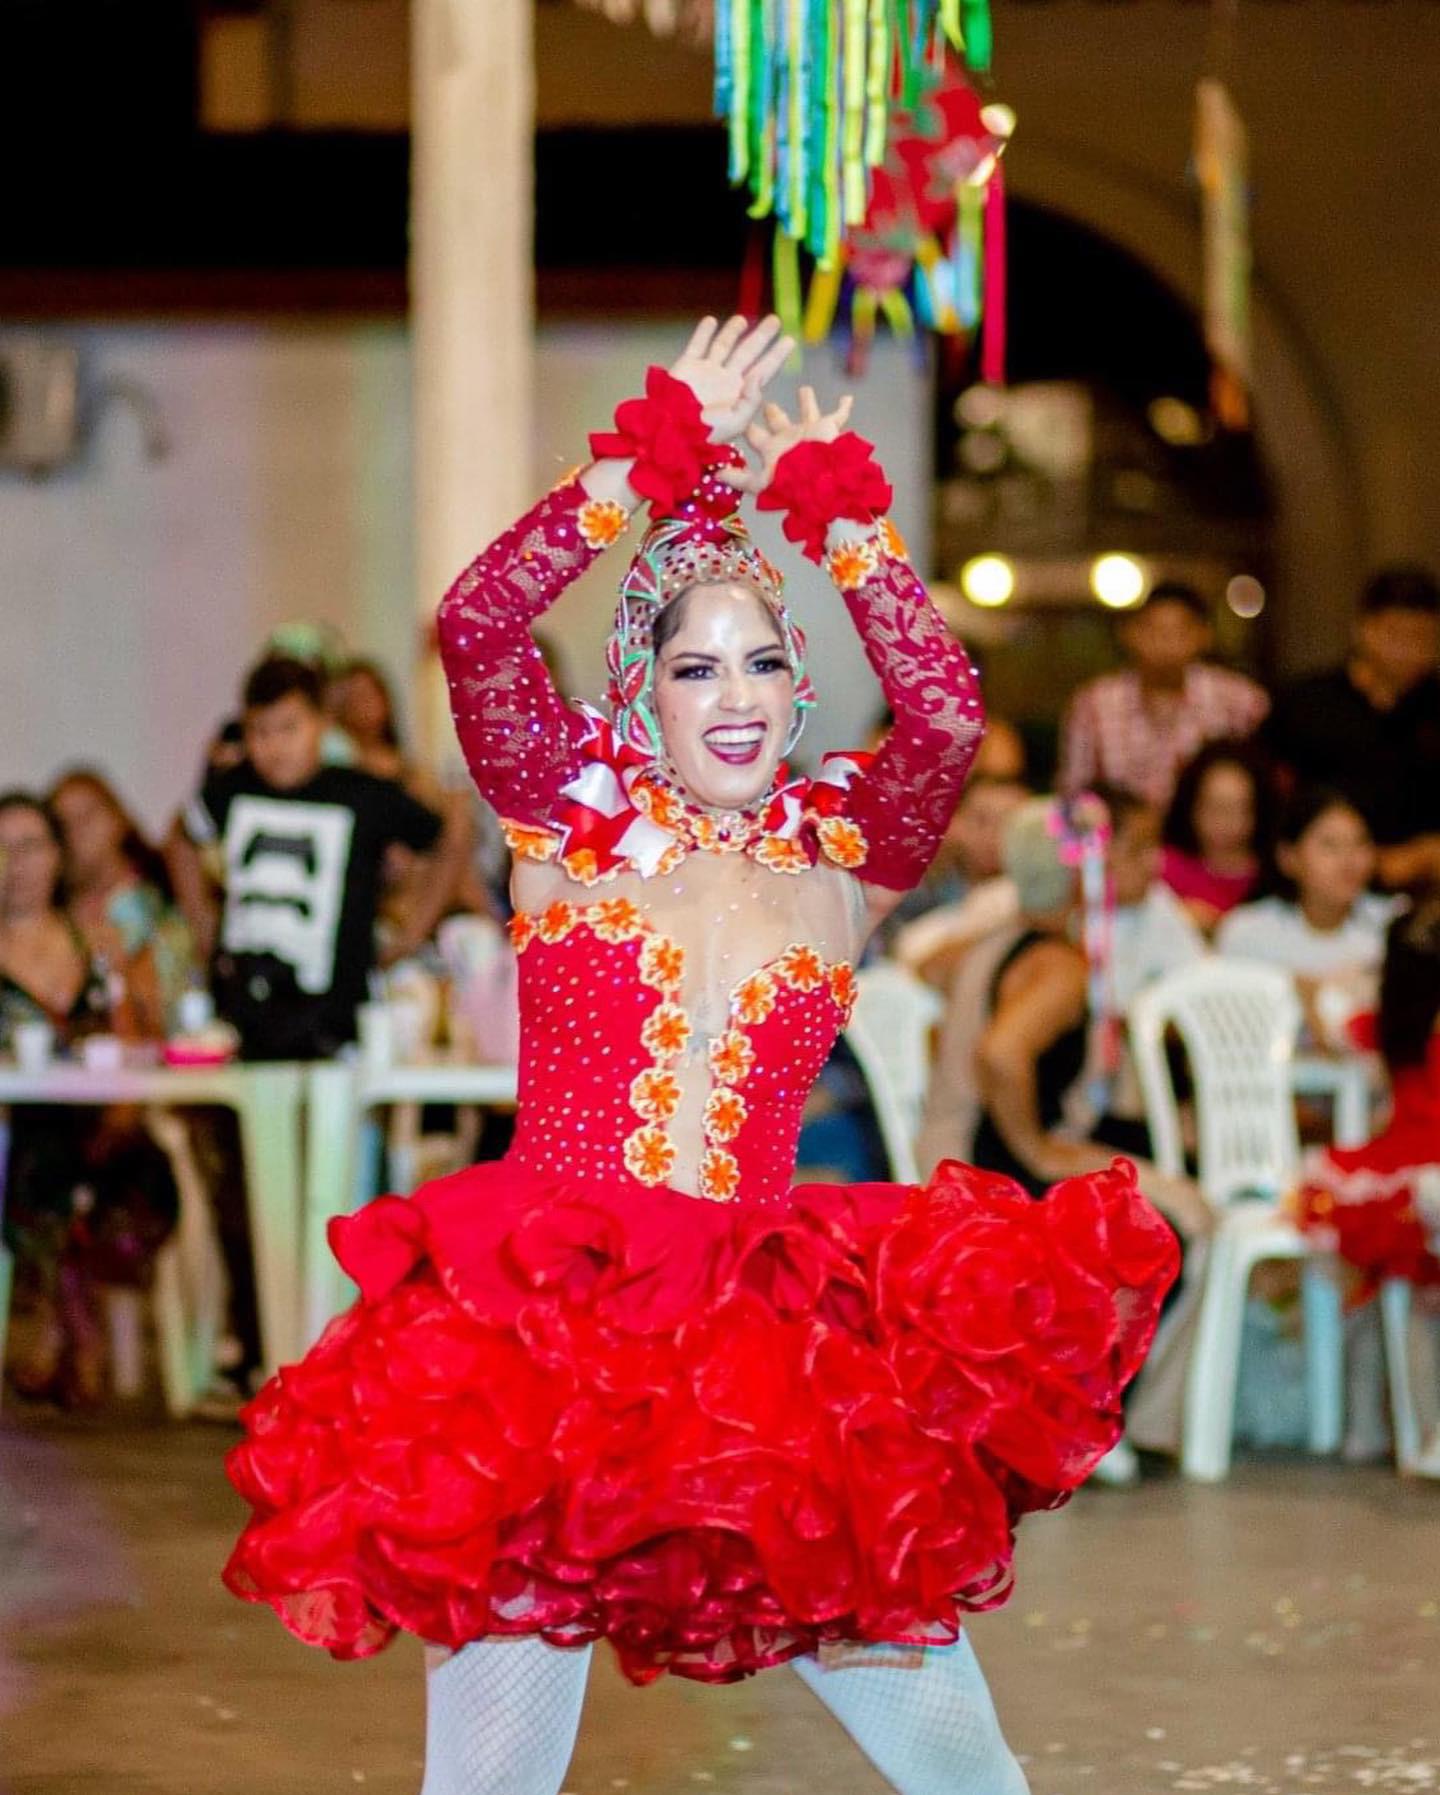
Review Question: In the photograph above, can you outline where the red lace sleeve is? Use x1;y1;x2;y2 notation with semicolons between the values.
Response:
826;521;986;893
436;476;632;830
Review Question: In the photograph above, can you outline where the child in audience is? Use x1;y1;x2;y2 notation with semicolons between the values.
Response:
1161;741;1273;935
1216;787;1397;1048
1297;900;1440;1296
172;655;452;1061
0;792;178;1405
918;796;1212;1240
1296;900;1440;1474
168;656;454;1397
1089;784;1208;1158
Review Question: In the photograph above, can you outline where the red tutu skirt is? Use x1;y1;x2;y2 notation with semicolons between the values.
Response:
223;1156;1177;1684
1297;1144;1440;1296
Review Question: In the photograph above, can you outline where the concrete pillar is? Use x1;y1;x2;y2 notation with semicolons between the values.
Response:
410;0;535;759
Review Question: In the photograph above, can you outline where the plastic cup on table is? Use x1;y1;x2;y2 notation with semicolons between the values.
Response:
358;1002;394;1076
80;1034;125;1072
13;1019;55;1072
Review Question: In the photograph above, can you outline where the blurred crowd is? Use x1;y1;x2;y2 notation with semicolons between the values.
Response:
3;561;1439;1417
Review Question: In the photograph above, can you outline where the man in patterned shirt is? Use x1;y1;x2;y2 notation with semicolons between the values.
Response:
1059;581;1269;808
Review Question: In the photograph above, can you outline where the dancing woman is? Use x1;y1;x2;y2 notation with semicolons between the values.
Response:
224;317;1178;1793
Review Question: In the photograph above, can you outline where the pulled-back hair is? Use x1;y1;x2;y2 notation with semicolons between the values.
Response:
1262;785;1370;901
1163;739;1276;863
47;766;173;898
1376;900;1440;1070
243;655;323;713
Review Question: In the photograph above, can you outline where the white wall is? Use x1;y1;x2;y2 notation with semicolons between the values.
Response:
0;319;932;830
0;323;414;832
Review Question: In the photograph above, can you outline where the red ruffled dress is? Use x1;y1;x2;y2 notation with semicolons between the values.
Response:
1296;1038;1440;1295
223;473;1179;1686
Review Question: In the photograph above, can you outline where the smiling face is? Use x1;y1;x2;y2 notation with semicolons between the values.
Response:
0;800;63;922
51;777;127;889
1192;761;1258;863
244;692;326;792
1279;802;1376;925
652;583;796;812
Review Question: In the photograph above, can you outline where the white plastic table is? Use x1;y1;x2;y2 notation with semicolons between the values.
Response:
0;1060;307;1371
302;1057;518;1346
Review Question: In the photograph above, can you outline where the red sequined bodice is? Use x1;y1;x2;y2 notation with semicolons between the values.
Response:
507;898;856;1206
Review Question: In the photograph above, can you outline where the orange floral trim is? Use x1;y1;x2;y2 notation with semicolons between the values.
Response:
732;969;778;1027
631;778;686;832
623;1125;677;1186
536;900;579;944
640;1001;692;1061
815;815;868;871
702;1086;748;1145
629;1067;682;1124
559;847;608;888
878;516;908;562
510;897;690;1188
754;836;812;876
638;933;686;995
824;535;881;593
709;1027;756;1087
590;897;642;942
576;496;631;551
773;943;827;994
501;819;560;864
698;1146;741;1203
828;961;858;1018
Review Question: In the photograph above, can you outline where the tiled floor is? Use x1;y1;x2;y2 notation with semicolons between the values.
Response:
2;1413;1437;1794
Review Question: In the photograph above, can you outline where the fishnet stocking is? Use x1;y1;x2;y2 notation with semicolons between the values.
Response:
420;1639;591;1795
793;1640;1030;1795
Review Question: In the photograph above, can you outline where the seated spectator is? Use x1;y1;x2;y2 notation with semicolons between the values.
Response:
916;796;1212;1239
883;771;1029;956
49;768;195;1037
1265;566;1440;889
0;792;178;1406
1059;581;1269;809
1160;740;1275;935
1216;787;1399;1048
329;657;495;935
170;655;457;1061
1294;900;1440;1474
1090;783;1208;1157
1296;899;1440;1303
166;658;458;1398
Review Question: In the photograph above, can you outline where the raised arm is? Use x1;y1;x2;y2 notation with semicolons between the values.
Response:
737;391;984;907
438;315;794;833
822;515;985;901
436;475;633;831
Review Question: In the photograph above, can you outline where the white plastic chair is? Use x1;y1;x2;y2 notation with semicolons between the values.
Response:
0;1106;217;1417
1129;959;1346;1482
142;1107;228;1416
844;962;942;1184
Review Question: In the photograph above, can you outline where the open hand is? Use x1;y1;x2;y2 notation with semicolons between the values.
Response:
667;315;795;443
719;386;854;494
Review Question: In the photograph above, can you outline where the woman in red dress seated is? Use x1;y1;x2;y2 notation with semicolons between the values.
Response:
222;319;1178;1795
1297;900;1440;1298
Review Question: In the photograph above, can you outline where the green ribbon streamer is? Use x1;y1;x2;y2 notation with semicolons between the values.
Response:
960;0;992;72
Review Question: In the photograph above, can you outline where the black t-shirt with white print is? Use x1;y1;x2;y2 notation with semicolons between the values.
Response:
186;763;442;1059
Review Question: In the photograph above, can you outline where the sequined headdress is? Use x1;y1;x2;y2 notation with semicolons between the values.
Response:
606;452;817;760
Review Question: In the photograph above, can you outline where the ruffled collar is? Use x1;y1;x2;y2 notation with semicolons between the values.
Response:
501;704;873;886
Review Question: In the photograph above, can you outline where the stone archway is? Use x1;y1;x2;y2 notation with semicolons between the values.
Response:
1009;136;1364;673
